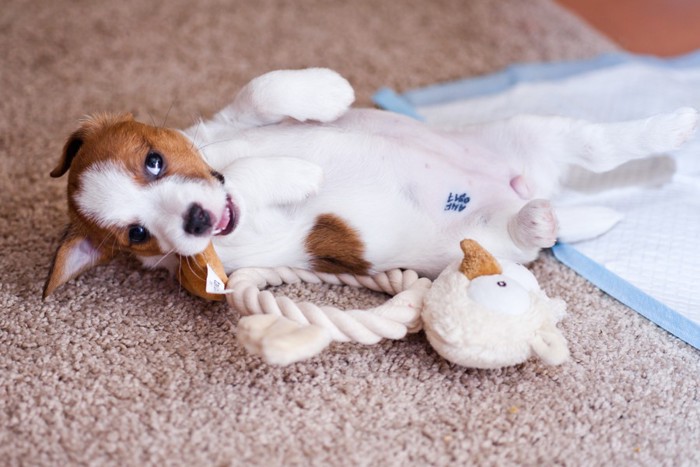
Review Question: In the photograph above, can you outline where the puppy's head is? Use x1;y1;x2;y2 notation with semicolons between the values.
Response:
44;113;238;298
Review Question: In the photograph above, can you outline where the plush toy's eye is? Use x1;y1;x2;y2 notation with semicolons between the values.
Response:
500;263;540;292
128;225;150;244
469;275;530;315
145;151;164;177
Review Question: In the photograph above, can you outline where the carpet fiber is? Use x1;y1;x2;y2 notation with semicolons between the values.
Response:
1;0;698;465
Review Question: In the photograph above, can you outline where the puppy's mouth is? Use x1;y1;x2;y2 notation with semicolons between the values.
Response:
213;195;238;236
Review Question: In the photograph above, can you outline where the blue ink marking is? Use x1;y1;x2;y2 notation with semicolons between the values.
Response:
444;192;470;212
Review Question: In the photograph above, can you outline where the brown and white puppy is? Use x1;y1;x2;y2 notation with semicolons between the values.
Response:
44;68;698;300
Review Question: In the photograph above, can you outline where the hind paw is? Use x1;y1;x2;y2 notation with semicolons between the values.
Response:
648;107;699;152
509;199;558;249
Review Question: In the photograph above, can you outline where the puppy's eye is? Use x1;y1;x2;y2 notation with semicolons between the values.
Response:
128;225;150;244
145;151;164;177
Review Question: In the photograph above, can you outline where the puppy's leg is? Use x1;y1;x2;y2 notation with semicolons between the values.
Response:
213;68;355;129
455;108;698;198
557;107;698;172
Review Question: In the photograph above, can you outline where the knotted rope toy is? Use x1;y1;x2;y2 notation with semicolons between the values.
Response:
193;239;570;368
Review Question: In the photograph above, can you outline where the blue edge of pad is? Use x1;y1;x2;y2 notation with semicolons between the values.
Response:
372;50;700;350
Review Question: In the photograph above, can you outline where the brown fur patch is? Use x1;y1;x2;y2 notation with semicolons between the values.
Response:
305;214;371;275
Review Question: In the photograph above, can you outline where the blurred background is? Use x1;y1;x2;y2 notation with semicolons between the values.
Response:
559;0;700;56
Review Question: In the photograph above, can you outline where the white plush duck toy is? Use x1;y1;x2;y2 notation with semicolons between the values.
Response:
422;239;569;369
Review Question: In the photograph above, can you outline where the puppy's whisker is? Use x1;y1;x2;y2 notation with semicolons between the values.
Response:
189;119;203;152
196;137;239;152
177;257;186;297
152;248;177;269
96;231;117;254
161;100;176;128
184;255;193;273
184;255;206;282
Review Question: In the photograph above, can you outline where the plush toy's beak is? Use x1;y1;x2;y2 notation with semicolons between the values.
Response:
176;242;227;301
458;239;502;280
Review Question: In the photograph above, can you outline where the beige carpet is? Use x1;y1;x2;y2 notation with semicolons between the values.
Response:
2;0;698;465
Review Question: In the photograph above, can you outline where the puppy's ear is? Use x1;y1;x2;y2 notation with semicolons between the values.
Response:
50;128;86;178
43;227;115;299
51;113;135;178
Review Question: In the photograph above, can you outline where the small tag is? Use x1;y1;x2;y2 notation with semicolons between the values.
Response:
206;264;232;295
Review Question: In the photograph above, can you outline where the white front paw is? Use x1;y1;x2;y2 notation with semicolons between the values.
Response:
256;68;355;123
260;157;324;206
226;156;323;208
286;159;324;201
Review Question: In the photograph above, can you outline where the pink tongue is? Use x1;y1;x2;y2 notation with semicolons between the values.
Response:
216;205;230;231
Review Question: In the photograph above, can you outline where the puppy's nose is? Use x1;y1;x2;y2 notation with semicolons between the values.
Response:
184;203;213;236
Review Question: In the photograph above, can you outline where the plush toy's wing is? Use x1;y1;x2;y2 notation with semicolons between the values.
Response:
529;325;570;365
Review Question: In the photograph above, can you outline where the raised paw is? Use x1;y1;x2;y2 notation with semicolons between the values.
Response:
221;68;355;128
288;68;355;122
259;68;354;123
509;199;558;250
